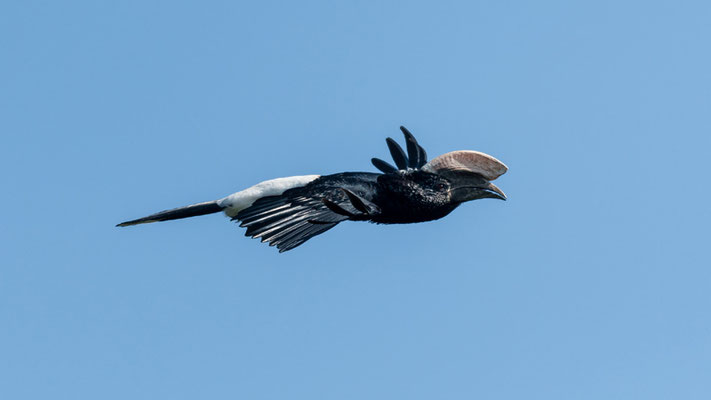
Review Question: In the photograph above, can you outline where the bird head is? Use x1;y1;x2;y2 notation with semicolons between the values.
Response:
421;150;508;203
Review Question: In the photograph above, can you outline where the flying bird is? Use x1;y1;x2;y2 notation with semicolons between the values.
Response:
117;127;508;252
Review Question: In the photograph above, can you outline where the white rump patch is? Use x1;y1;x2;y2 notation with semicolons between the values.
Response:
217;175;320;217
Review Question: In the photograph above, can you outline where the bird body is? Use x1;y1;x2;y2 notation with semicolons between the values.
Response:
118;127;508;252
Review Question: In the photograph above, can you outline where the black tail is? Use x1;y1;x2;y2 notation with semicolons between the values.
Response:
117;201;224;227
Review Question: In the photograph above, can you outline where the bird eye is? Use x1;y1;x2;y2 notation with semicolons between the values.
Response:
435;183;447;191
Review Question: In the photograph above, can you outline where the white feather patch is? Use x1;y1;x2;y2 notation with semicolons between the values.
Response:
217;175;320;217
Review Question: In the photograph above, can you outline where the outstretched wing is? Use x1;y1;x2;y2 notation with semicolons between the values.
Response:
234;174;381;252
371;126;428;173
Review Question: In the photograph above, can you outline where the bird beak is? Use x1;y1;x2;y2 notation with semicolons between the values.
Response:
422;149;508;203
446;172;507;203
481;181;507;201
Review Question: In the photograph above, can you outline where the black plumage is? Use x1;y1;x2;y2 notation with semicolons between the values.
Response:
117;126;508;252
385;138;409;170
370;157;397;174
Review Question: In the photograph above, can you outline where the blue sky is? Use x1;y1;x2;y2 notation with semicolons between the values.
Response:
2;1;710;399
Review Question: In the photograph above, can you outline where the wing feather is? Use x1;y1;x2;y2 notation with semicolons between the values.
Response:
235;194;348;252
400;126;428;168
386;138;409;169
372;127;429;172
276;222;338;253
371;158;398;173
401;127;420;168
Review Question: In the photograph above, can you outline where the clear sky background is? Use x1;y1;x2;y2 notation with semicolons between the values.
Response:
2;1;710;399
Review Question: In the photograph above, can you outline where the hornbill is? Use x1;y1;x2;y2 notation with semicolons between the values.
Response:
117;127;508;252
